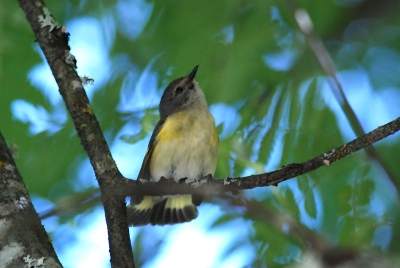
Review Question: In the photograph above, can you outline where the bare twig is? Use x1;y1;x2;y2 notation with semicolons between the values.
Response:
294;8;400;192
40;116;400;221
39;188;100;219
115;117;400;197
243;199;330;252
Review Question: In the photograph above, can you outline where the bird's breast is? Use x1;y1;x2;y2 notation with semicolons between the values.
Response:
150;109;218;182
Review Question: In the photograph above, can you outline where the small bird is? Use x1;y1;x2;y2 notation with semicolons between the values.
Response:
127;65;219;226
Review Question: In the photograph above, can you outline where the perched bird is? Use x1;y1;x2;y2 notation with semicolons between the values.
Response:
127;65;219;226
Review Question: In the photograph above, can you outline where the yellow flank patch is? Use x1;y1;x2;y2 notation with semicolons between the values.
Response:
135;196;154;210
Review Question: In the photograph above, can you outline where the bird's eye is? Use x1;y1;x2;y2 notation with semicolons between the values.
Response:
175;87;183;93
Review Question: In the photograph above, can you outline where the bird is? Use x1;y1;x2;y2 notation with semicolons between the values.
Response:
127;65;219;226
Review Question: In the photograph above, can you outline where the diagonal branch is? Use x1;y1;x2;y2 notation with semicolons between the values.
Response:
116;117;400;197
294;8;400;192
17;0;134;267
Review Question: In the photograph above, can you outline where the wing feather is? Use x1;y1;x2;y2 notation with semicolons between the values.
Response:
137;118;165;181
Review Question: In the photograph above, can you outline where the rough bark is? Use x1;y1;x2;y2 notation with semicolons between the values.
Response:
17;0;135;267
0;131;62;268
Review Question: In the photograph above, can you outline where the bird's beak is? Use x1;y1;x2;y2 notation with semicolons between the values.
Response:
189;65;199;81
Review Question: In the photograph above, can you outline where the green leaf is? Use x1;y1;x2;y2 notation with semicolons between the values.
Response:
304;190;317;219
284;187;301;221
338;215;356;246
297;177;309;192
209;213;237;229
357;178;375;206
337;184;353;215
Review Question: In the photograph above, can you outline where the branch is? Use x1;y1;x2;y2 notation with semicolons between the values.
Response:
242;198;330;252
294;8;400;192
17;1;134;267
116;117;400;197
0;131;62;267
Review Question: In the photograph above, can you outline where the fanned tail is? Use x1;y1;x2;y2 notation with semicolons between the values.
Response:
127;195;198;226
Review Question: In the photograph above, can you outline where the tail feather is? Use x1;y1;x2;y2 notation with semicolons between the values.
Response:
176;208;185;223
127;195;198;226
127;196;154;226
151;198;167;225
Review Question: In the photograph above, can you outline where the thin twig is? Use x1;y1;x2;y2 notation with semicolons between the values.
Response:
115;117;400;197
294;8;400;192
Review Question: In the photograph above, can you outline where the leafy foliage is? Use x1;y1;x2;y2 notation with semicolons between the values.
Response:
2;0;400;267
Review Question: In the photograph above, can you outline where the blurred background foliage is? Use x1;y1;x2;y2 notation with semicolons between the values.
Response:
1;0;400;267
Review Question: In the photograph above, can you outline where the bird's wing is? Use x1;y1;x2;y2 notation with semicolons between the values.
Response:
137;118;165;181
